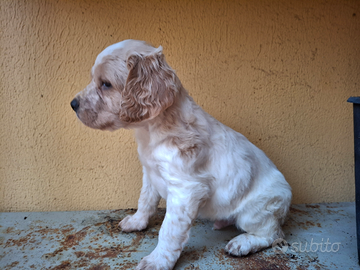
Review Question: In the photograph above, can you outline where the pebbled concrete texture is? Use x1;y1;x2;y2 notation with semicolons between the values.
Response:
0;202;358;269
1;0;360;212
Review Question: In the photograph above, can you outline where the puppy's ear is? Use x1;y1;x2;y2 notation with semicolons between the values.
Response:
120;47;178;123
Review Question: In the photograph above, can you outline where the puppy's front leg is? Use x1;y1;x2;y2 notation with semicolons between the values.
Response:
119;170;160;232
136;186;206;270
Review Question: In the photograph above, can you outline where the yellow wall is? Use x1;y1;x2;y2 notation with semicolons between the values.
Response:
1;0;359;212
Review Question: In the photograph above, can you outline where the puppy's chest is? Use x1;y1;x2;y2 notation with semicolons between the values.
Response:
137;144;159;168
137;144;172;198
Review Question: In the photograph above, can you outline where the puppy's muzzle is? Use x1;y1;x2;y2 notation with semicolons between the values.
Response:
71;98;80;112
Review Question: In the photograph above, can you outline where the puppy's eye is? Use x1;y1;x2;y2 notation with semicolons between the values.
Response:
101;81;112;89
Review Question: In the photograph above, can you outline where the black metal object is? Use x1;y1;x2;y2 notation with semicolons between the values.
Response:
348;96;360;265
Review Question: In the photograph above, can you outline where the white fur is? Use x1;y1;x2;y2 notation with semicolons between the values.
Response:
72;40;292;270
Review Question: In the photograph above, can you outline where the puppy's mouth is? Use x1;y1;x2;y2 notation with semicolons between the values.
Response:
71;97;120;131
71;97;99;128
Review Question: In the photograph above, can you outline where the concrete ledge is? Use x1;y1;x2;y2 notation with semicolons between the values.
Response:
0;202;357;269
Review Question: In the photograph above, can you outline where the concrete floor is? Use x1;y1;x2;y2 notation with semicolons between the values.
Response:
0;202;358;269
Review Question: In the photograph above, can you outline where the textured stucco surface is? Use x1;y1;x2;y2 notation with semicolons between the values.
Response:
1;0;359;212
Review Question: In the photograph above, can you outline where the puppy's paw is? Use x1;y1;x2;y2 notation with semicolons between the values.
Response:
225;233;269;256
135;254;173;270
119;214;148;232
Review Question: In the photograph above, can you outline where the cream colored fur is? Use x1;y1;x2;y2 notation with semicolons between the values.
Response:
71;39;292;270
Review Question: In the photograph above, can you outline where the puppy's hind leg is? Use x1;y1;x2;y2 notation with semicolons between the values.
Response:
225;208;285;256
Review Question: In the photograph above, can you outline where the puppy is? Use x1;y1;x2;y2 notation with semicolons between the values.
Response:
71;40;292;270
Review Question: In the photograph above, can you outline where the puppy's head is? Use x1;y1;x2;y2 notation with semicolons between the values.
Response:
71;40;178;130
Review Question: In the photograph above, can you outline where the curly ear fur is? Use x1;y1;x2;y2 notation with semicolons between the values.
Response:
120;47;178;123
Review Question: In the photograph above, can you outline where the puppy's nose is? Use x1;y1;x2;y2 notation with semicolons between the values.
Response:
70;98;80;112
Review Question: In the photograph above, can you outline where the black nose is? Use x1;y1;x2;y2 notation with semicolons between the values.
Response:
71;98;80;112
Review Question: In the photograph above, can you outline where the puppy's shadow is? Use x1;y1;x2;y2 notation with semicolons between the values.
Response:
176;220;241;268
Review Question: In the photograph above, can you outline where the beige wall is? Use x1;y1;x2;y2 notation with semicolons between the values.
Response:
1;0;359;212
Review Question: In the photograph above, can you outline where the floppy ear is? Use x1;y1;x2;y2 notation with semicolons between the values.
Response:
120;47;178;123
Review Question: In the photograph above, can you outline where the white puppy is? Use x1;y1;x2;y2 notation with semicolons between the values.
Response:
71;40;292;270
